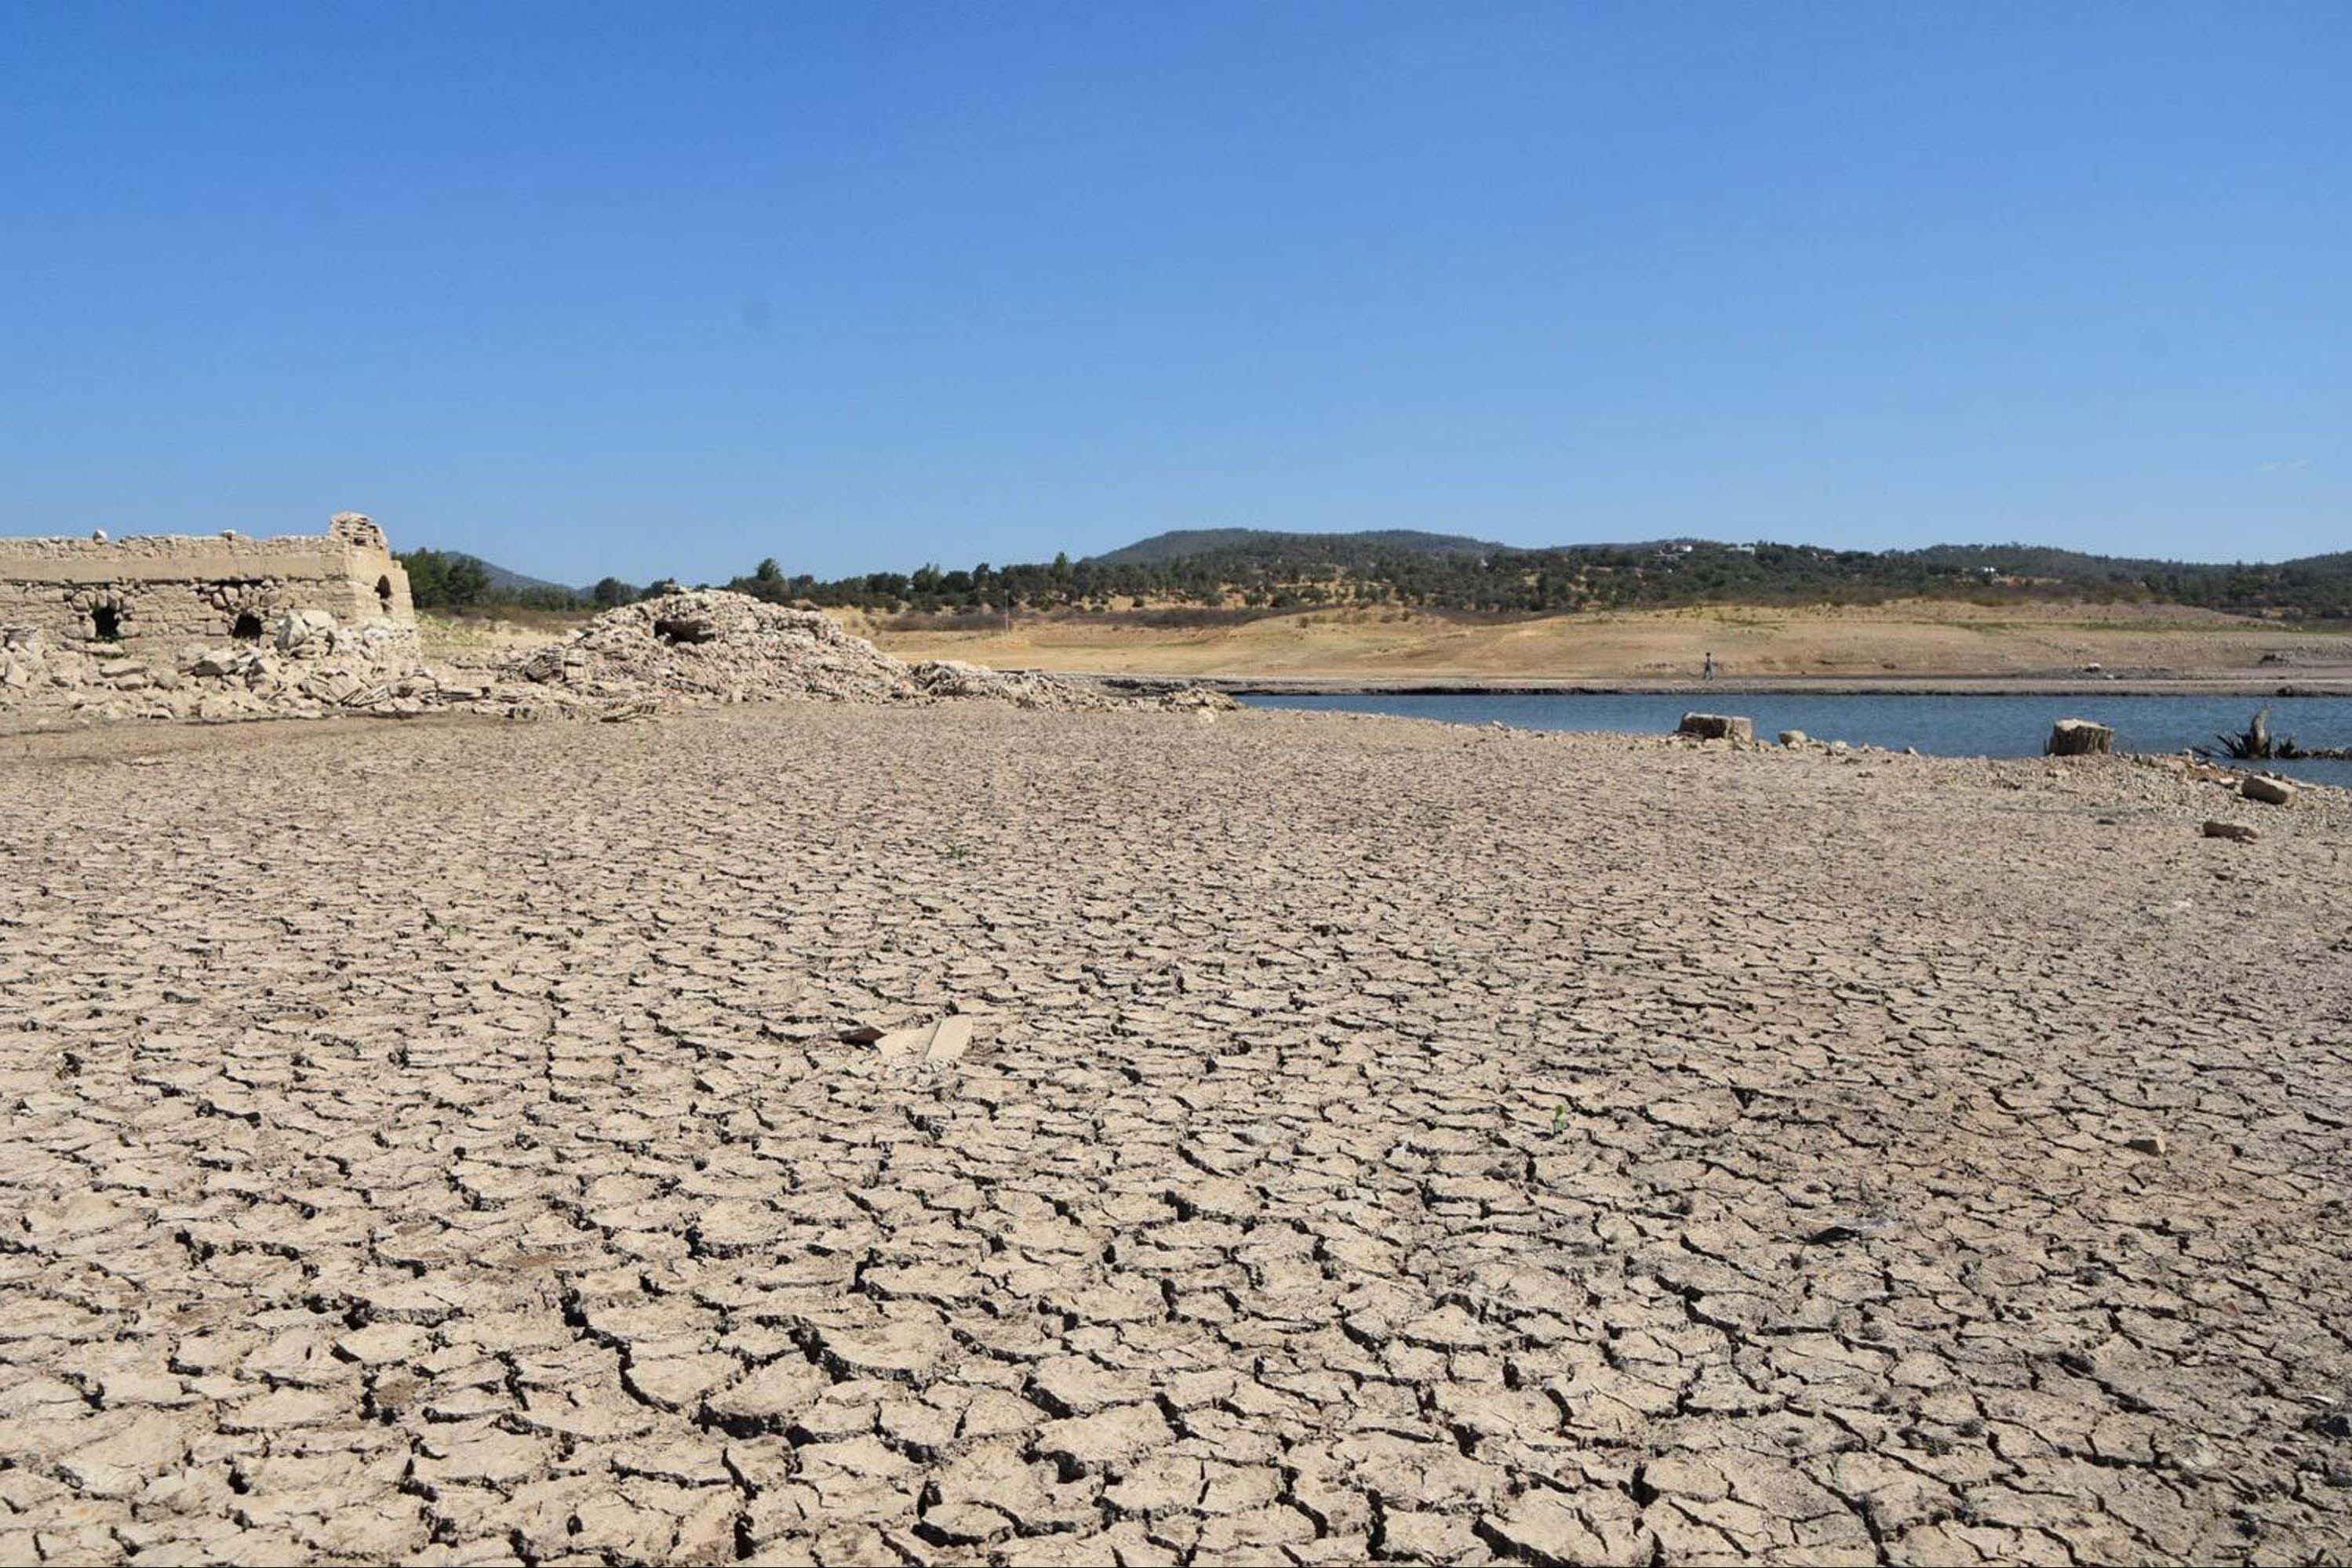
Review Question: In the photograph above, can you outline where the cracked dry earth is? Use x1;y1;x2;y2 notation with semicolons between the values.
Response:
5;707;2352;1567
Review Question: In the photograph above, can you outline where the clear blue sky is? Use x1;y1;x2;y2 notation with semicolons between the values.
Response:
2;2;2343;585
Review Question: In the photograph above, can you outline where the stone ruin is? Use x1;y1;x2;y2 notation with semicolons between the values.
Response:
0;512;436;722
0;518;1236;725
0;511;413;655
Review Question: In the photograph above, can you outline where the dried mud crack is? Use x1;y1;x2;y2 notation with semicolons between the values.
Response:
2;704;2350;1565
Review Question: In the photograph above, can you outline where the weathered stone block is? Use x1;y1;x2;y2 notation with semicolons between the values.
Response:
1677;712;1754;743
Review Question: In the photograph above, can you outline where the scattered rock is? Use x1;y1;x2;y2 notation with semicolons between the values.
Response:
2241;775;2296;806
1778;729;1808;747
2203;820;2259;843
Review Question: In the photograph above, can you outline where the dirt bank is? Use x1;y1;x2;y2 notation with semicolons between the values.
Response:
863;598;2352;687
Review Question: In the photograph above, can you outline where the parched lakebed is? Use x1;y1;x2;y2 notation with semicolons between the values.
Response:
3;704;2350;1566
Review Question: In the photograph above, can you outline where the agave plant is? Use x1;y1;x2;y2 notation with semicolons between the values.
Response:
2197;706;2299;761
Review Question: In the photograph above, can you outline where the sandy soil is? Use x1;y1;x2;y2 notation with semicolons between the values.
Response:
414;612;581;668
864;601;2352;685
4;704;2350;1564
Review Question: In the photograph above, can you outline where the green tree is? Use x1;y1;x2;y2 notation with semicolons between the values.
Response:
395;549;493;611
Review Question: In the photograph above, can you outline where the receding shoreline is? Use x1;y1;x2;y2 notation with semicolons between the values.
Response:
1104;671;2352;698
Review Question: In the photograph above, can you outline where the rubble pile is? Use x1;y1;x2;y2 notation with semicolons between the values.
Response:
0;612;437;724
489;592;922;714
905;656;1134;710
1;589;1237;726
482;591;1235;719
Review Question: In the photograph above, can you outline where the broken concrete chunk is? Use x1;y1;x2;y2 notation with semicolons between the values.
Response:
2203;820;2259;843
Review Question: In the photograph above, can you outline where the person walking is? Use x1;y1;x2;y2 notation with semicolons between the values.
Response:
1702;650;1717;682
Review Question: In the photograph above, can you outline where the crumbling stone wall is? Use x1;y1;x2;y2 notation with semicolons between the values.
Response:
0;511;413;654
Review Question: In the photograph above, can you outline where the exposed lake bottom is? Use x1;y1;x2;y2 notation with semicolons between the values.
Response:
1240;691;2352;788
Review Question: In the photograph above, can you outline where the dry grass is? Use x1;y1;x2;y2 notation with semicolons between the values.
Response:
857;599;2352;680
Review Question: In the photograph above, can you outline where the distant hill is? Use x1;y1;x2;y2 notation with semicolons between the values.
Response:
1089;528;1501;567
446;552;581;598
428;526;2352;622
394;547;590;612
759;530;2352;620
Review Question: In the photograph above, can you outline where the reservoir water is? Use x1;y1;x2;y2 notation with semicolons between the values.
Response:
1240;691;2352;789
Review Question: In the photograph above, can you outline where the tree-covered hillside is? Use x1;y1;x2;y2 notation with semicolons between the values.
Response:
401;532;2352;623
1090;528;1499;567
723;535;2352;621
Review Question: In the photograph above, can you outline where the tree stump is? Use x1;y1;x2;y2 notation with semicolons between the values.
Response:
2045;719;2114;756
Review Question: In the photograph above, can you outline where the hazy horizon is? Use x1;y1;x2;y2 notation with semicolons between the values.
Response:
3;3;2343;585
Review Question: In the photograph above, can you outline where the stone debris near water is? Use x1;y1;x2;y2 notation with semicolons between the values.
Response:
0;616;438;725
1;588;1236;729
1778;729;1808;746
1677;711;1754;743
2047;718;2116;756
481;591;1236;720
2204;819;2260;842
2242;774;2296;806
5;705;2348;1563
493;591;919;714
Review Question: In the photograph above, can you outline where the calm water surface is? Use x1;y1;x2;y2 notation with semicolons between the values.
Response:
1240;692;2352;789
